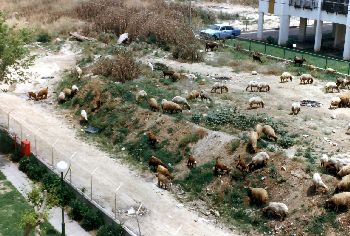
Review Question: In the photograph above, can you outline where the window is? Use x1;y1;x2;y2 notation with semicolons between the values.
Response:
225;26;234;30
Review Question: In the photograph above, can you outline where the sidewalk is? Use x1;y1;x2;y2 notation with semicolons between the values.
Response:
0;154;90;236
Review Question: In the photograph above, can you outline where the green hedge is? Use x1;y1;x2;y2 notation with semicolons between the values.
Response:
0;129;124;233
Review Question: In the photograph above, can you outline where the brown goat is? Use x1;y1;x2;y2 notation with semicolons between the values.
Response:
294;56;306;67
235;155;248;173
252;52;263;63
214;157;230;176
157;173;171;189
205;41;219;52
163;70;175;78
157;165;173;179
147;131;159;147
28;92;37;101
148;156;166;170
187;155;197;169
37;87;48;100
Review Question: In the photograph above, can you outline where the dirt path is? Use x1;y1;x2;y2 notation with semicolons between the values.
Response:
144;55;350;155
0;45;237;236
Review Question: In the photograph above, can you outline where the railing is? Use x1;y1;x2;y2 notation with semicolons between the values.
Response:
322;1;348;14
289;0;318;9
227;37;350;75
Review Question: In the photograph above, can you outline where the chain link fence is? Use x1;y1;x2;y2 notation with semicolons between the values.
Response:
227;37;350;75
0;107;137;236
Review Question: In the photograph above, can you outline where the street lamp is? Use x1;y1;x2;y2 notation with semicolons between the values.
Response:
57;161;68;236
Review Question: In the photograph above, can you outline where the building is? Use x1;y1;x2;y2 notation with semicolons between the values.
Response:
257;0;350;59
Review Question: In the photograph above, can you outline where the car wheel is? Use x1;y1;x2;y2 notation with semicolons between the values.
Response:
213;35;218;40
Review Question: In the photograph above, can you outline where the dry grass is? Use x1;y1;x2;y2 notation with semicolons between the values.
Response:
204;0;258;6
92;53;140;83
0;0;82;34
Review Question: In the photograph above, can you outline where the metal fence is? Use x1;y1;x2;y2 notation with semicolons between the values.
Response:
228;37;350;75
0;107;137;236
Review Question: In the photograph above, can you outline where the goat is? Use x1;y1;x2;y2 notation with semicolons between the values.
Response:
214;157;230;176
294;56;306;67
187;155;197;169
252;52;263;63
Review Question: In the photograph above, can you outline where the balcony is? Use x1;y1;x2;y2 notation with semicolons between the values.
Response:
289;0;318;9
321;0;349;14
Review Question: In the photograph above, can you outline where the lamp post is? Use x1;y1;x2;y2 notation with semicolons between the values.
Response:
57;161;68;236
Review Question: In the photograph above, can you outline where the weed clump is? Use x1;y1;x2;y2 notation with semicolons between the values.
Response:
93;51;139;82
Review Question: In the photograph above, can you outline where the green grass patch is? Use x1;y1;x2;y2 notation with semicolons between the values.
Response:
0;170;59;236
175;162;215;196
126;134;182;169
306;210;338;235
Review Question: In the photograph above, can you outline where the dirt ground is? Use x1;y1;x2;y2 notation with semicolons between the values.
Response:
142;54;350;157
1;20;350;236
0;43;238;236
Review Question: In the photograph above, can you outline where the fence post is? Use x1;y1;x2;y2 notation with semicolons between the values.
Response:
90;175;93;200
51;147;54;167
249;40;252;51
348;63;350;75
325;57;328;69
264;43;267;53
283;48;286;59
35;135;37;155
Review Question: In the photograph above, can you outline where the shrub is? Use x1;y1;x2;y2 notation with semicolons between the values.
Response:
266;36;276;45
230;139;240;152
10;148;22;162
0;130;14;154
92;52;139;82
36;32;51;43
96;224;124;236
69;199;89;221
172;43;203;62
286;38;295;49
81;209;104;231
277;135;295;149
0;13;31;80
19;157;31;173
191;113;201;124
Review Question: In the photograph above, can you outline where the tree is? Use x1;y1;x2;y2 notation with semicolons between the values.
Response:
20;185;51;236
0;12;32;81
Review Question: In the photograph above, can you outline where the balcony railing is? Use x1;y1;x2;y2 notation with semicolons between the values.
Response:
289;0;318;9
321;1;348;15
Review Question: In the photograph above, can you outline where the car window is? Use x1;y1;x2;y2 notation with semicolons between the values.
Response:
225;26;233;30
209;25;220;30
220;27;225;31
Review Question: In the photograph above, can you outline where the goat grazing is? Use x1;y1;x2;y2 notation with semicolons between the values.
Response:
294;56;306;67
187;155;197;168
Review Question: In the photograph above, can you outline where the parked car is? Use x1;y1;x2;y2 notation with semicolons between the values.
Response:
200;24;241;40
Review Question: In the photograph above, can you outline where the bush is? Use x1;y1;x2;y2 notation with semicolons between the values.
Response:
19;157;31;173
69;199;89;221
230;139;240;152
96;224;124;236
277;135;295;149
10;148;22;162
266;36;276;45
81;209;104;231
92;52;139;82
286;38;295;49
0;130;14;154
191;113;201;124
0;13;31;80
36;32;51;43
172;43;203;62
